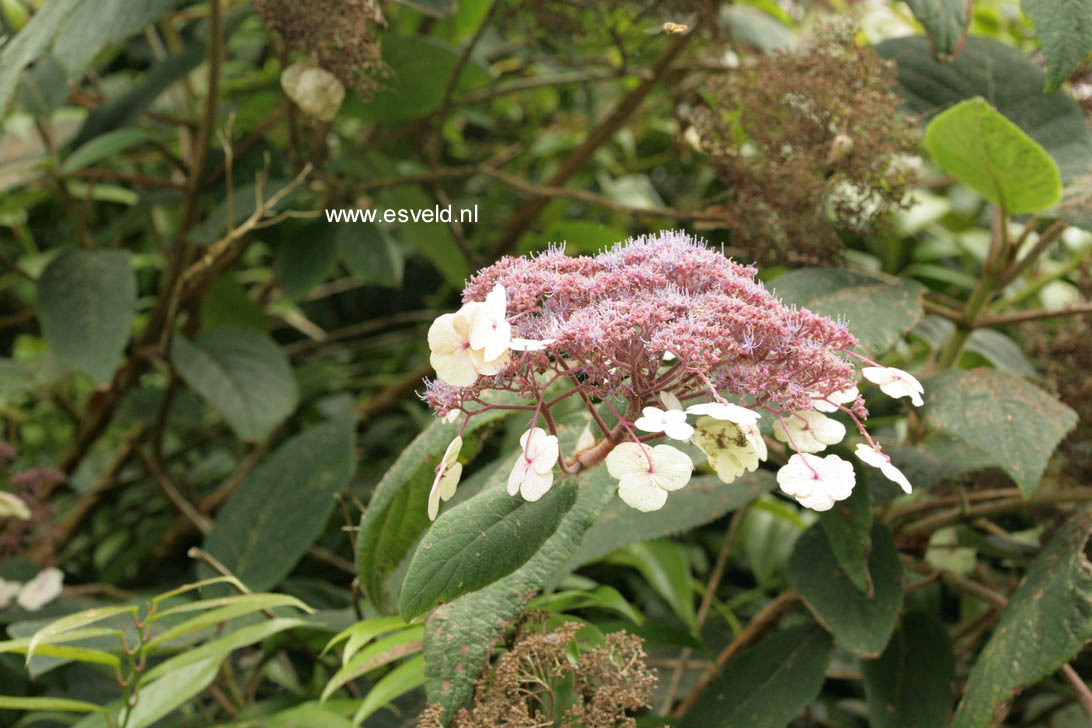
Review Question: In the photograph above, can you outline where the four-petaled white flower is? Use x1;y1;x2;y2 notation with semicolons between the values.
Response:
469;284;514;362
428;307;505;387
776;453;856;511
0;491;31;520
0;578;21;609
773;410;846;453
854;443;912;494
862;366;924;407
685;401;761;426
634;406;694;441
810;386;859;413
606;442;694;512
692;416;767;484
508;428;560;502
16;568;64;612
427;437;464;521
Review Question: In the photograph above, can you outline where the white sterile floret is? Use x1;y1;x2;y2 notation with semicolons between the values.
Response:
468;284;513;362
862;366;924;407
0;578;22;609
685;401;761;426
773;410;846;453
508;427;560;502
634;406;694;441
280;62;345;122
810;386;859;413
691;416;766;484
0;491;31;520
427;437;463;521
428;304;509;387
606;442;693;512
854;443;912;494
776;454;856;511
16;568;64;611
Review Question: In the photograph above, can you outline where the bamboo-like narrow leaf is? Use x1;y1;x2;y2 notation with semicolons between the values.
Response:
150;592;313;621
321;615;408;660
146;596;314;650
352;655;426;725
0;696;107;713
321;627;424;702
151;576;247;606
26;606;138;664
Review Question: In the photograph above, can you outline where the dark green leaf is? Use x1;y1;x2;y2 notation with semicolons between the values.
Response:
966;328;1040;379
399;481;577;620
924;97;1062;214
423;465;618;721
171;327;298;442
274;226;339;299
680;624;833;728
337;222;404;286
1022;0;1092;92
905;0;969;60
0;0;81;111
377;184;468;288
199;276;268;331
787;523;902;657
862;611;954;728
37;249;135;384
819;482;873;594
200;418;356;592
607;540;696;632
920;369;1077;498
952;508;1092;728
60;128;156;173
51;0;181;76
770;268;924;356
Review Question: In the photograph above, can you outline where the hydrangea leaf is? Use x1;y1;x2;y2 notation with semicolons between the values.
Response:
422;465;618;721
819;481;873;594
924;97;1062;214
355;395;523;612
770;268;924;357
920;369;1077;498
36;249;135;384
905;0;969;61
171;327;298;442
862;611;955;728
952;508;1092;728
679;624;833;728
787;522;902;657
199;418;355;593
399;481;577;621
1022;0;1092;93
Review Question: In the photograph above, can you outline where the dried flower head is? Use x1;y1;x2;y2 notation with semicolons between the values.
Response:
254;0;384;94
694;25;919;263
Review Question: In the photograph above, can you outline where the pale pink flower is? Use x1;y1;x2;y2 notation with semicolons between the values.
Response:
862;366;924;407
606;442;693;512
776;454;855;511
508;428;560;501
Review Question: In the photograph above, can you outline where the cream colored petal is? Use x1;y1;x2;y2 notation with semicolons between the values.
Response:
427;314;464;355
519;469;554;502
617;475;668;512
439;462;462;501
470;347;509;376
0;491;31;520
16;568;63;612
606;442;651;478
431;350;479;387
649;445;693;491
0;579;22;609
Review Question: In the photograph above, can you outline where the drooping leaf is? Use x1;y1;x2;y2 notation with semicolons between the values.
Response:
770;268;924;356
399;481;577;620
200;418;356;592
787;522;902;657
966;328;1041;380
1022;0;1092;92
920;369;1077;498
923;97;1062;214
862;611;954;728
905;0;969;60
171;327;298;442
422;465;619;721
819;482;873;594
680;624;833;728
60;128;156;173
123;656;220;728
952;508;1092;728
322;626;423;702
36;249;135;384
566;472;774;570
376;184;468;288
356;397;522;612
274;226;340;299
352;654;426;725
337;222;404;287
606;540;697;633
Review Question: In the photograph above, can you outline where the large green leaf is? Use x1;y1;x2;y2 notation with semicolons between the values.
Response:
920;369;1077;498
787;522;902;657
924;97;1062;214
875;36;1092;185
356;399;522;612
680;624;833;728
377;184;468;288
566;472;774;570
770;268;924;357
36;249;135;383
952;508;1092;728
172;327;299;442
201;418;356;592
607;540;697;633
274;226;339;299
123;656;220;728
1022;0;1092;92
422;465;619;721
819;482;873;594
0;0;81;111
862;611;954;728
337;222;404;287
905;0;969;60
399;482;577;620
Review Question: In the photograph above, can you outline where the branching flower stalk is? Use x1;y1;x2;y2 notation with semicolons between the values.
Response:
422;232;921;519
